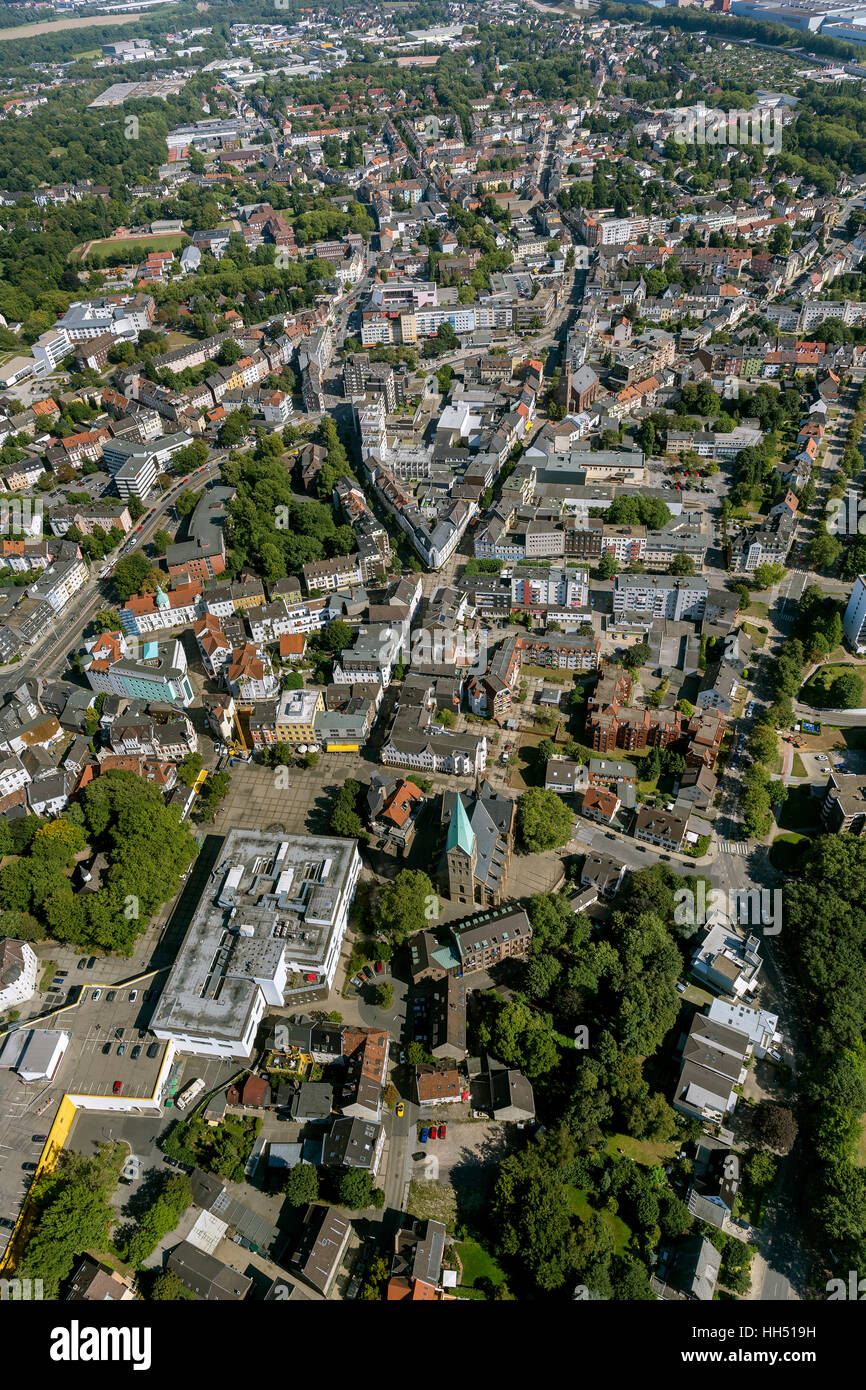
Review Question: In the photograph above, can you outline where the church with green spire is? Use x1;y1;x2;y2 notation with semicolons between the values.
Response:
441;782;515;908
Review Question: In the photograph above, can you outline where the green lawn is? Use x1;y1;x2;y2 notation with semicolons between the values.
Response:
604;1133;680;1166
800;662;866;708
453;1238;507;1294
567;1187;632;1255
741;601;769;619
74;233;187;265
791;754;808;778
769;831;808;872
38;959;56;992
742;622;767;647
520;664;575;684
778;783;820;832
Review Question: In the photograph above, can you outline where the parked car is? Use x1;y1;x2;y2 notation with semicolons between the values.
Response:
91;989;101;1002
146;1042;159;1059
396;1102;405;1118
56;970;67;978
128;990;138;1003
113;1081;122;1095
115;1028;124;1040
21;1162;37;1172
31;1134;47;1144
117;1043;126;1056
437;1124;446;1139
77;959;87;971
102;1043;111;1055
375;961;384;974
0;1217;15;1230
419;1127;429;1143
676;983;686;994
106;991;116;1003
362;966;375;981
131;1045;141;1060
86;957;96;969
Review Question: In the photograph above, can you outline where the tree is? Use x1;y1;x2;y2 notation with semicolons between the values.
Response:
93;609;121;634
283;1162;319;1206
436;321;458;351
150;1270;194;1300
374;982;394;1009
623;642;650;671
218;338;242;366
111;553;151;602
176;753;204;789
518;788;573;853
374;869;435;945
598;551;618;580
755;1102;798;1154
807;530;842;572
752;562;786;590
175;490;197;518
669;553;695;576
320;619;352;653
830;671;864;709
338;1168;377;1209
152;528;173;555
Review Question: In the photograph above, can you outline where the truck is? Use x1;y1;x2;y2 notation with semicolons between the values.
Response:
174;1077;205;1112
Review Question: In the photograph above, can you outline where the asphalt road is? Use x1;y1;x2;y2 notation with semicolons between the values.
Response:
0;459;224;701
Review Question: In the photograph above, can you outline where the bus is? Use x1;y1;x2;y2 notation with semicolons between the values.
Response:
175;1077;205;1112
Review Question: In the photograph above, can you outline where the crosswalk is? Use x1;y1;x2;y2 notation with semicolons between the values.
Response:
719;840;751;856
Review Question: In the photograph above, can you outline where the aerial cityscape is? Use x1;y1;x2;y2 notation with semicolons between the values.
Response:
0;0;863;1334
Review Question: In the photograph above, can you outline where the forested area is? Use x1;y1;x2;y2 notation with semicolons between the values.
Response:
0;773;198;953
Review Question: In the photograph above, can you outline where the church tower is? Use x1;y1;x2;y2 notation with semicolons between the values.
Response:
445;794;476;905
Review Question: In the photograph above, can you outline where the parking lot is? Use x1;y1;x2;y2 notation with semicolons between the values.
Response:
410;1120;521;1218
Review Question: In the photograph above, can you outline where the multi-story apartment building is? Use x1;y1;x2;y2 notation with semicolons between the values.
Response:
613;574;709;623
510;566;589;611
843;575;866;654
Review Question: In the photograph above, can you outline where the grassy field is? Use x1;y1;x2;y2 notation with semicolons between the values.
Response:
567;1187;631;1255
604;1133;680;1167
520;664;576;684
778;783;820;832
800;662;866;707
791;754;808;778
0;13;142;39
742;622;767;647
165;332;196;349
73;233;187;265
769;831;808;872
453;1238;507;1296
741;601;769;619
506;731;545;790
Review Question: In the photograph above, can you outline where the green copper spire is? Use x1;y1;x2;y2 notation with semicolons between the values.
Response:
446;794;475;856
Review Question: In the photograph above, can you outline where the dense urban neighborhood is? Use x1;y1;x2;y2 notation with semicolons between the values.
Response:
0;0;864;1331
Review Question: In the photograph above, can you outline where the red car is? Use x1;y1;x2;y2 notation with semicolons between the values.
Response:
375;961;384;973
112;1080;122;1095
437;1124;446;1139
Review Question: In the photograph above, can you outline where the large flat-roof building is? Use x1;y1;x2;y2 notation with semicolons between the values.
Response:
150;830;362;1058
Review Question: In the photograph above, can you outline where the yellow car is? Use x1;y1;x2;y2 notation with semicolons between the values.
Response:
395;1102;405;1118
